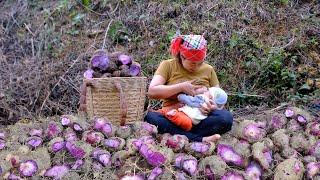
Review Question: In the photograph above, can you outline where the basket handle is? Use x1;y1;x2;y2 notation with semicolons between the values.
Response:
113;79;127;126
79;79;97;112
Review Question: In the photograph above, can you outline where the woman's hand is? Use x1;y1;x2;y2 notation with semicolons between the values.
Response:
194;86;208;95
179;80;202;96
199;96;217;115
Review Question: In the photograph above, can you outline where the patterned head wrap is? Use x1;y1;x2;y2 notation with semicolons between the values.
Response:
170;35;207;62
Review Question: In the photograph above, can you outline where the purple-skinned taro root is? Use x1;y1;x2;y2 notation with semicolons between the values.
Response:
19;160;38;177
104;137;126;152
0;159;11;175
0;139;6;150
285;108;295;118
44;165;70;179
0;129;7;140
71;159;84;170
82;130;104;145
221;170;245;180
217;144;245;167
297;115;308;124
252;141;273;170
95;119;116;138
139;135;156;145
174;153;187;168
117;54;132;66
93;117;108;130
65;141;92;159
199;155;227;179
92;160;103;172
161;134;189;152
115;125;132;139
267;112;287;132
285;107;312;125
185;141;215;158
118;65;132;77
111;150;130;167
97;153;111;167
281;147;298;159
28;128;43;137
145;151;167;167
60;115;72;126
91;148;111;167
306;121;320;137
274;158;305;180
120;174;145;180
129;61;141;76
125;138;140;154
180;155;198;176
290;132;316;153
286;119;303;133
132;122;158;136
147;166;172;180
125;136;156;154
245;161;263;180
235;120;267;143
26;136;43;149
141;147;166;167
63;128;78;142
234;140;251;159
6;154;20;168
138;143;174;167
148;166;163;180
91;50;109;72
72;123;83;132
306;162;320;179
271;129;290;150
5;173;21;180
83;69;94;79
303;156;317;164
175;170;189;180
308;140;320;160
60;115;89;131
140;122;157;134
45;121;63;140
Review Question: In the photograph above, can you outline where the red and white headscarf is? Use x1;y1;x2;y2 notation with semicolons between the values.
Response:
170;35;207;62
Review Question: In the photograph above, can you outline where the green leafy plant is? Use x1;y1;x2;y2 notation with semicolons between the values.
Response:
107;21;130;43
70;12;86;26
280;0;289;5
57;0;73;12
82;0;91;7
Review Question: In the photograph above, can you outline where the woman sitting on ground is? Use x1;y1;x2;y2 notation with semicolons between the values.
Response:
145;34;233;143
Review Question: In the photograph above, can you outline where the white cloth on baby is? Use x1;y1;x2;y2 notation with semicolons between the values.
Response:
178;94;208;125
178;87;228;125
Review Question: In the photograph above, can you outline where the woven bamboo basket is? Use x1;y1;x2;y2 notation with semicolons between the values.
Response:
85;77;147;126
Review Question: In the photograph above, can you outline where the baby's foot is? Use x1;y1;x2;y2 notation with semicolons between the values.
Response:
166;109;177;117
202;134;221;143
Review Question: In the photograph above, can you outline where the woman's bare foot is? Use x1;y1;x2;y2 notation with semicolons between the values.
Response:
202;134;221;143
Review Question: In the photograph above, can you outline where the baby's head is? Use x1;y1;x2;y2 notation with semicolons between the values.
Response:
208;87;228;109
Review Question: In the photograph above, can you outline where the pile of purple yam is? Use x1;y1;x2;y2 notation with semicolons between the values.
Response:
83;50;142;79
0;106;319;179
